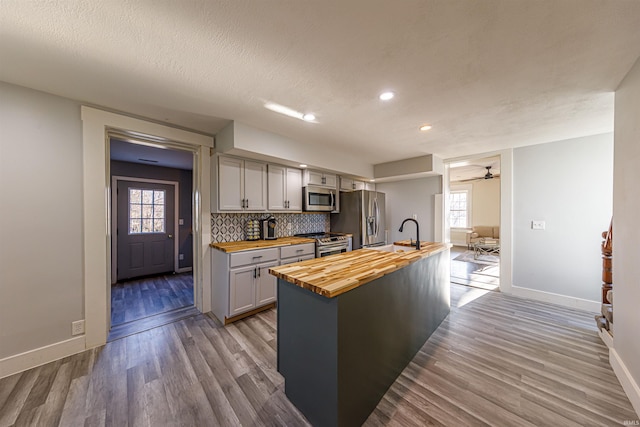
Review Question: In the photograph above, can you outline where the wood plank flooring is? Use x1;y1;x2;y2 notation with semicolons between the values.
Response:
111;273;194;326
1;284;637;426
450;245;500;290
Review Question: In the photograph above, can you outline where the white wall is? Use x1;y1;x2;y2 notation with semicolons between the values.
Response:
376;176;442;244
472;178;500;227
512;133;613;303
613;56;640;414
449;178;501;246
0;82;84;358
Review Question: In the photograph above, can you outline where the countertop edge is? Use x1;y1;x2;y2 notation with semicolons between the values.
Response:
270;242;451;298
210;237;316;253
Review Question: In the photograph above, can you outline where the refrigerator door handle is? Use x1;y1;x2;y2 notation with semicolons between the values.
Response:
374;198;380;236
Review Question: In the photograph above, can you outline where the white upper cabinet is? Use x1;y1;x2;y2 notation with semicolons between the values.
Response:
340;177;354;191
286;168;303;211
268;165;302;211
243;160;268;210
216;155;267;212
340;177;375;192
218;156;244;210
303;170;337;189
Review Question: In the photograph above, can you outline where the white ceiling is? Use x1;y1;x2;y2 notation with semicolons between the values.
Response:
450;156;500;183
1;1;639;165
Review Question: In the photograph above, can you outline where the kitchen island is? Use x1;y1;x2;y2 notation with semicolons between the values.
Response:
269;241;451;427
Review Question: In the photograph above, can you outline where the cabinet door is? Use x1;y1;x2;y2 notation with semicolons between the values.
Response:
267;164;287;210
255;261;278;306
286;168;302;211
244;160;267;210
340;177;354;191
218;156;244;210
364;182;376;191
324;174;337;188
354;180;365;191
304;170;324;186
229;265;256;316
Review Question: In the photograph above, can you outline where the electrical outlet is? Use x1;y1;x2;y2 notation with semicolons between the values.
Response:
531;220;545;230
179;218;184;226
412;214;418;220
179;253;184;260
71;320;85;336
287;223;292;234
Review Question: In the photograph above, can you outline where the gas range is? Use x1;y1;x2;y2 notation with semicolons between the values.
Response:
295;232;349;245
295;232;350;257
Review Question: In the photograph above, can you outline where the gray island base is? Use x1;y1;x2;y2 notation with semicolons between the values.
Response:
277;249;450;426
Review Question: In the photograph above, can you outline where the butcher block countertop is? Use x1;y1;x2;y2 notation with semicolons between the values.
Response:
210;236;316;253
269;242;451;298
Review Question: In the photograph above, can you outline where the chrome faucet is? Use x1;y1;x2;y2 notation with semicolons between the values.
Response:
399;218;420;250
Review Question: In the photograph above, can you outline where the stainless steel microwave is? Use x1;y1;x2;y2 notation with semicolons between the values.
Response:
303;186;336;212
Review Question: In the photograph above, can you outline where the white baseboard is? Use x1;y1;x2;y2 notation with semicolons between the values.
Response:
610;348;640;418
0;336;86;379
510;285;600;312
598;328;614;349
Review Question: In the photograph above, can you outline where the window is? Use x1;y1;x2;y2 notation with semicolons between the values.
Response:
449;189;470;228
129;188;165;234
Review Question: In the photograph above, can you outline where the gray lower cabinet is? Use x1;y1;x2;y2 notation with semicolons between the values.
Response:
211;243;315;323
280;242;315;265
229;260;278;316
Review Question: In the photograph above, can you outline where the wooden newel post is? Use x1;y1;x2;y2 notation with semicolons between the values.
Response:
601;219;612;304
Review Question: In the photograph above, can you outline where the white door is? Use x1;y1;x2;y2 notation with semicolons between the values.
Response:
219;156;244;210
229;265;256;316
268;164;287;210
286;168;302;211
116;181;175;280
255;261;278;306
244;160;267;210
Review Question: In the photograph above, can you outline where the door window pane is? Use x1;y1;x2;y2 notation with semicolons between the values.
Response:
129;188;166;234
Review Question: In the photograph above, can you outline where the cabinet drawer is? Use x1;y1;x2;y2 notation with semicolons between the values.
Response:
230;248;279;268
280;243;315;259
281;253;315;265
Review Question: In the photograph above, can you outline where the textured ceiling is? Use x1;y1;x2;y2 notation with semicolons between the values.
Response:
1;1;639;164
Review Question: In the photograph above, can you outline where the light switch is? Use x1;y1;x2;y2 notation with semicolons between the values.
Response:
531;220;545;230
179;218;184;225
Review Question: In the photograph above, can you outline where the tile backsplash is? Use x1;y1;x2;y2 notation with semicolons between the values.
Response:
211;213;330;242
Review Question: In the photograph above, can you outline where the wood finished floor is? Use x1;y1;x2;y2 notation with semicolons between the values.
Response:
111;273;194;326
450;245;500;290
1;284;636;426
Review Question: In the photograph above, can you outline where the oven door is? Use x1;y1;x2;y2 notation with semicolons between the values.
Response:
304;186;336;212
317;243;348;257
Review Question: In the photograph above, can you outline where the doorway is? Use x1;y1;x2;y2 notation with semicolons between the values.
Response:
109;136;196;340
448;156;501;291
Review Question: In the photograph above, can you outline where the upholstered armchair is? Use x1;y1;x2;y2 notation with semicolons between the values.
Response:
466;226;500;249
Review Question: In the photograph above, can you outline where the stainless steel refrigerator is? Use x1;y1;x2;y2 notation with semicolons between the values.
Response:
330;190;386;249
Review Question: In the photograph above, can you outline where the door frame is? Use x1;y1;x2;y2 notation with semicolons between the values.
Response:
81;106;213;349
442;148;513;294
111;176;180;284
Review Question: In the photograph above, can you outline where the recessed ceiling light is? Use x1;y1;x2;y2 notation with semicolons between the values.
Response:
302;114;316;122
379;91;395;101
299;164;307;168
420;124;432;131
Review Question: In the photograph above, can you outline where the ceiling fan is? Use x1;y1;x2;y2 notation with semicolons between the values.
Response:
484;166;494;179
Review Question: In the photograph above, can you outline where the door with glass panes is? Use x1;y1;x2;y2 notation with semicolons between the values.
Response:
117;181;175;280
